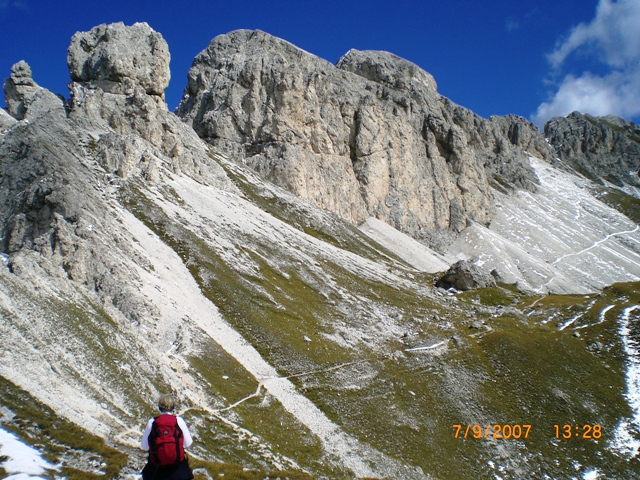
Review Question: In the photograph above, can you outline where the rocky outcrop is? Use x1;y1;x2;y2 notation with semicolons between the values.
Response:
0;22;233;322
66;22;232;187
0;107;16;132
67;22;170;97
544;112;640;187
3;60;66;121
177;29;554;249
337;48;438;93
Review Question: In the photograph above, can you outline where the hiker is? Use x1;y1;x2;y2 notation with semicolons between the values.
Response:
140;394;194;480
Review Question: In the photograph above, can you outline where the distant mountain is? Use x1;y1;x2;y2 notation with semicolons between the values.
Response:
1;22;639;479
545;111;640;189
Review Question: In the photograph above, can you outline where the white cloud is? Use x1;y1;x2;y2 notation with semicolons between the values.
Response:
533;0;640;127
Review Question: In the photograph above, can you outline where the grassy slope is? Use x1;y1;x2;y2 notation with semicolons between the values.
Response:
1;150;638;478
121;156;640;479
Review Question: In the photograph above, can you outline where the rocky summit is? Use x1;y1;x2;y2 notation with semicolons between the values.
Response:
1;22;640;480
176;29;552;249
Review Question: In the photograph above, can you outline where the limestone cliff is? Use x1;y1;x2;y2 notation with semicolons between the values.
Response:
176;29;553;249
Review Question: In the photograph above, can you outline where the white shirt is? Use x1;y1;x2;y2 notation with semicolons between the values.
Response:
141;412;193;450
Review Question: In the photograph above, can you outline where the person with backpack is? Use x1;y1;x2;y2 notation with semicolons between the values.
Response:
140;394;194;480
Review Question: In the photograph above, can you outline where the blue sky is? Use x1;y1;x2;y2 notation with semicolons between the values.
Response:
2;0;639;128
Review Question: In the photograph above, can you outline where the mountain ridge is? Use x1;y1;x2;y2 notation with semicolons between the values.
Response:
0;21;639;479
176;29;553;250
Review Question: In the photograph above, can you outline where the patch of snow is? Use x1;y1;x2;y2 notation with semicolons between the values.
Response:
358;217;451;273
610;305;640;459
583;468;602;479
0;427;58;478
575;304;615;330
405;340;447;352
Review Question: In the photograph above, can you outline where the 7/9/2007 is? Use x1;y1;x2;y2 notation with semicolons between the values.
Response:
453;424;531;439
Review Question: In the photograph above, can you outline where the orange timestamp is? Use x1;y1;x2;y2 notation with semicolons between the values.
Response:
553;424;602;439
453;424;531;439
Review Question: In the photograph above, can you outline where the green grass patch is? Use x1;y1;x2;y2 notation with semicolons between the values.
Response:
593;186;640;224
190;458;313;479
457;283;521;307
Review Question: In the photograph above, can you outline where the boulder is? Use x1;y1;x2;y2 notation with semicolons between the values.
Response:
435;260;496;291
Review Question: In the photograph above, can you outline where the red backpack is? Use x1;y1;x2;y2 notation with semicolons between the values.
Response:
148;414;185;467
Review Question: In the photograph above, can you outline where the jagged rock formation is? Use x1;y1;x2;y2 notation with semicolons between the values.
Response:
545;111;640;187
67;21;171;97
2;22;640;480
66;22;232;186
0;22;233;322
176;29;553;249
3;60;65;121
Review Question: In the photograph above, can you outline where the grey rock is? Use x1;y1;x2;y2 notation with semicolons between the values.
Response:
337;48;437;92
435;260;497;291
587;341;604;352
177;30;553;249
484;114;551;192
0;110;149;322
0;108;16;132
3;61;65;121
66;23;232;189
67;22;170;97
544;112;640;187
0;22;234;321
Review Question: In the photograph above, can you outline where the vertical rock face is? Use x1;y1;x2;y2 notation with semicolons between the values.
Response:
177;29;553;248
544;112;640;187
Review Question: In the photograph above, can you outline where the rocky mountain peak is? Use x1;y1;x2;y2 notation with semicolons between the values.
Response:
3;60;65;121
336;48;438;93
0;21;232;317
64;22;231;187
177;29;554;249
544;111;640;187
67;21;170;98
